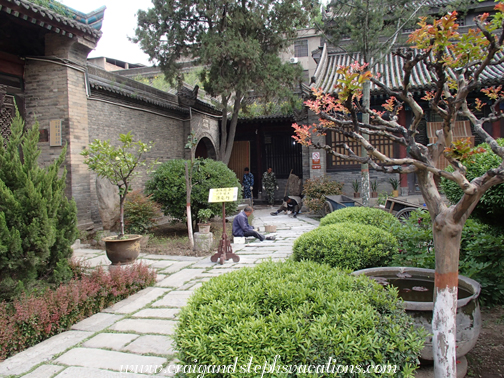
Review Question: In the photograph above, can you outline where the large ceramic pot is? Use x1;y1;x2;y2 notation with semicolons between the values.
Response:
103;235;142;265
352;267;482;363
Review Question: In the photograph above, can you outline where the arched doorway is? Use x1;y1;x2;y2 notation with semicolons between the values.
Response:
195;137;217;160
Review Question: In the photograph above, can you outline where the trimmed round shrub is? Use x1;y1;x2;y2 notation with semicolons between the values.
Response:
145;158;240;221
292;223;398;270
320;206;400;230
175;260;425;377
441;138;504;227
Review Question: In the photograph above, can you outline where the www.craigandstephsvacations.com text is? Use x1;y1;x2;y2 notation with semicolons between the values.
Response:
120;356;398;376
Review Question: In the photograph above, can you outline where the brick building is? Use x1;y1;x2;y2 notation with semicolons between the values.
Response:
0;0;221;229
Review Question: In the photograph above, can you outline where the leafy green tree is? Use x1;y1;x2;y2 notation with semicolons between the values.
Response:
134;0;317;164
0;107;78;299
145;159;240;222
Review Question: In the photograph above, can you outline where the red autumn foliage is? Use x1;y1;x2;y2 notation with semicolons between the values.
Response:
0;262;156;360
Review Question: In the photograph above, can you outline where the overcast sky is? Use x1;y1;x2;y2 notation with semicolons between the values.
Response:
59;0;154;66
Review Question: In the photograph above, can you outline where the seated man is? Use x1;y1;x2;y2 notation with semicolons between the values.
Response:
233;206;275;241
271;196;300;218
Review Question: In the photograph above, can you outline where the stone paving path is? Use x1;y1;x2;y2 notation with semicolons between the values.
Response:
0;208;318;378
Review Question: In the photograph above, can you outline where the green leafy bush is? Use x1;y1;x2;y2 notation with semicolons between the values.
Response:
0;107;78;300
175;260;425;377
0;262;156;359
441;138;504;227
124;190;161;234
319;206;400;231
146;159;240;221
292;223;398;270
391;209;504;305
302;176;343;213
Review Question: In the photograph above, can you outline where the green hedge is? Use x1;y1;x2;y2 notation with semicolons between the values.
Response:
441;138;504;227
175;260;425;377
320;206;400;231
293;223;398;270
145;159;240;221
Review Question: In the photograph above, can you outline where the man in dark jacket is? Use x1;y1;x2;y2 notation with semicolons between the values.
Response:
270;196;300;218
232;206;274;241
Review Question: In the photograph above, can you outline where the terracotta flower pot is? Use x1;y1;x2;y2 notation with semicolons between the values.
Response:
371;191;378;198
392;189;399;197
198;223;211;234
103;235;141;265
353;192;360;198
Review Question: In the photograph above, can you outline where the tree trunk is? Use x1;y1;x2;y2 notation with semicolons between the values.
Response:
184;162;194;249
361;80;370;206
221;91;242;165
432;212;463;378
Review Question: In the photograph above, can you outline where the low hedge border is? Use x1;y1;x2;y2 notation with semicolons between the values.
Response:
292;222;398;270
320;206;401;230
0;262;156;360
175;260;425;377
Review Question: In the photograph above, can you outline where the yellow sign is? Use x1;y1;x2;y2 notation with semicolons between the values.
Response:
208;187;239;203
49;119;62;146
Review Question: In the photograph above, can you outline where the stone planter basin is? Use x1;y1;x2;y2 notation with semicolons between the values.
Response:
352;267;482;362
103;235;141;265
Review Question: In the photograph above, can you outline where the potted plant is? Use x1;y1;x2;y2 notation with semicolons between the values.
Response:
81;132;157;265
389;177;400;197
351;179;360;198
197;208;213;234
370;180;378;198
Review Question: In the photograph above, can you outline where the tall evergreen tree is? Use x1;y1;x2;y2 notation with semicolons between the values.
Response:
134;0;317;164
0;107;78;299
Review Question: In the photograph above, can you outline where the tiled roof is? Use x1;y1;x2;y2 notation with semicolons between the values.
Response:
0;0;102;39
312;43;504;95
88;70;189;114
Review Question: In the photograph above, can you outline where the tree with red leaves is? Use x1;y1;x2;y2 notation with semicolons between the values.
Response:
294;5;504;377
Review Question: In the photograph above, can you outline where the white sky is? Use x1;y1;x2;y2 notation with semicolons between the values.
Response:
59;0;154;66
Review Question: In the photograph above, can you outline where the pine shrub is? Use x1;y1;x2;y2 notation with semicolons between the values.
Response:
320;206;400;231
0;262;156;359
292;223;398;270
0;107;78;300
175;260;425;377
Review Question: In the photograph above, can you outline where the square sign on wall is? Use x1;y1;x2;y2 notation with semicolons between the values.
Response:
49;120;62;146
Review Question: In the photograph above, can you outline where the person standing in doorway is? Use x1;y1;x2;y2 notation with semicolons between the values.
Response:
262;167;278;206
242;167;254;200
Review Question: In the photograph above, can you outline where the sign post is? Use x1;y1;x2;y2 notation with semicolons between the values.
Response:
208;187;240;265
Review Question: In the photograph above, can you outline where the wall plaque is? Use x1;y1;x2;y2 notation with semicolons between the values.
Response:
49;119;62;146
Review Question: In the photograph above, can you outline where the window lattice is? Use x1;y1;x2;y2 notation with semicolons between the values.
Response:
327;131;395;170
0;95;15;145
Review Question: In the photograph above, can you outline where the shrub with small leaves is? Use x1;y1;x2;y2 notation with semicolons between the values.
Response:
441;138;504;228
124;190;161;235
175;260;425;377
319;206;401;231
293;222;398;270
0;262;156;359
391;209;504;305
302;176;343;213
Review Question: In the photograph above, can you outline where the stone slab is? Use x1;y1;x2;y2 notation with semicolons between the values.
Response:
132;308;179;319
82;333;139;350
54;366;152;378
156;269;205;288
83;255;111;267
103;287;170;314
0;331;93;376
21;364;64;378
121;335;174;355
71;313;124;332
157;261;194;274
151;290;193;308
109;319;177;335
54;348;166;372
